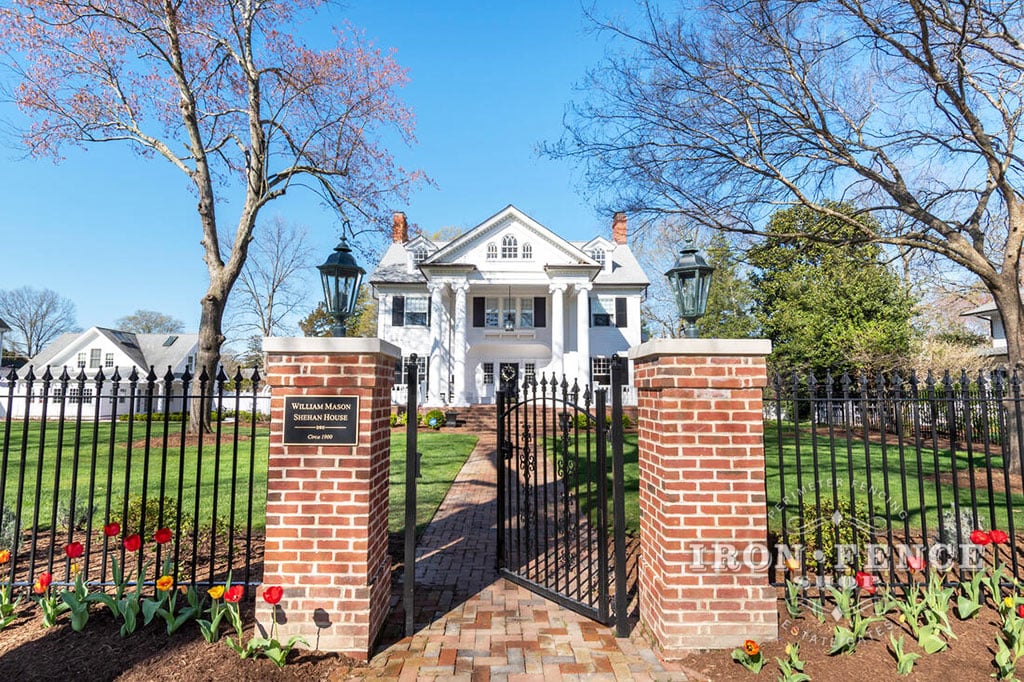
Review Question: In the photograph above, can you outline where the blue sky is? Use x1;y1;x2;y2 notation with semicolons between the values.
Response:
0;1;638;340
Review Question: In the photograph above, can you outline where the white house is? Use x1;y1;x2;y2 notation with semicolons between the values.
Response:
962;301;1009;361
369;205;649;407
2;327;199;419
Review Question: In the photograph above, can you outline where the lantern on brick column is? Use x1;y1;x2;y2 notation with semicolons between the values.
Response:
317;236;365;337
665;240;715;338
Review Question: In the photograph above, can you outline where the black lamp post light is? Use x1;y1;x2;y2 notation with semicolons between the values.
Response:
665;240;715;338
317;235;365;337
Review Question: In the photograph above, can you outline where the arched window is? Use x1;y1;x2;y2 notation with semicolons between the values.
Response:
502;234;518;259
590;248;606;266
487;242;498;259
412;246;428;264
522;242;533;260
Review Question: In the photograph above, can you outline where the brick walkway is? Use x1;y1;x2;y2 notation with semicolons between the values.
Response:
347;433;688;681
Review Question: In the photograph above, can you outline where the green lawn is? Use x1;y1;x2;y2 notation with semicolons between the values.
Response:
1;421;478;544
388;430;478;536
0;419;270;539
544;431;641;535
765;420;1024;540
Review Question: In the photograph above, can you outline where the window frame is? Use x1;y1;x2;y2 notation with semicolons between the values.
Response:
404;296;429;326
485;297;499;327
501;234;518;259
483;362;494;385
591;356;612;386
519;297;534;328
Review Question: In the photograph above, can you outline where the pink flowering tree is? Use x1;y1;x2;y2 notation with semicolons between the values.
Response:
0;1;421;429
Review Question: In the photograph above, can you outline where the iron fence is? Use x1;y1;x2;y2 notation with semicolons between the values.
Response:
767;369;1024;588
0;364;267;594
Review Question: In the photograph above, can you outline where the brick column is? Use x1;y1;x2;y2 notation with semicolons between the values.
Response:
256;337;399;659
628;338;777;655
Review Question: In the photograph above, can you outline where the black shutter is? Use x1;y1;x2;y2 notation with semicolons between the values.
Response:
473;297;485;327
615;297;628;328
534;297;546;328
588;295;593;328
392;296;405;327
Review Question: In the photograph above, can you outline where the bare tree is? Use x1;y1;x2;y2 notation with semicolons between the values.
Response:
229;217;314;338
116;310;185;334
2;1;422;430
0;287;77;357
552;0;1024;372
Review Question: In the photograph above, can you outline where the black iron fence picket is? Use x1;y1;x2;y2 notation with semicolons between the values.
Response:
0;365;267;595
768;368;1024;588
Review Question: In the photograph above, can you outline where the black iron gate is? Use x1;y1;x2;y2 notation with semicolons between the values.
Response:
496;356;628;635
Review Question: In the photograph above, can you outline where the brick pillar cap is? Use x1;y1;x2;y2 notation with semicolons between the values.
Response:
628;337;772;361
262;336;401;358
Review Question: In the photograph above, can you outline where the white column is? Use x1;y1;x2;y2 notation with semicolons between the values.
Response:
575;283;592;386
549;283;566;376
427;282;445;406
452;281;469;406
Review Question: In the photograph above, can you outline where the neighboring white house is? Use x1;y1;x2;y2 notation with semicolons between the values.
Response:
962;301;1009;361
2;327;199;419
370;204;649;407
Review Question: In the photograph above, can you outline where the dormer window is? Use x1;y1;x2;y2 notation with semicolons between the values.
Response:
590;249;606;267
487;243;497;259
501;234;518;259
522;242;533;260
411;246;428;264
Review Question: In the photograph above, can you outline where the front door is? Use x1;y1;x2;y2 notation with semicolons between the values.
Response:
499;362;519;393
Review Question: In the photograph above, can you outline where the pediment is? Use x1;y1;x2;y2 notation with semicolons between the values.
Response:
422;205;598;269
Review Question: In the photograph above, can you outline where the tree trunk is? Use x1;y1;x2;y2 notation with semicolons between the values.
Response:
188;286;228;434
993;285;1024;475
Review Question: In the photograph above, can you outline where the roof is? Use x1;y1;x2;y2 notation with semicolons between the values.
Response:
0;317;10;333
369;204;649;287
961;301;999;318
20;327;198;379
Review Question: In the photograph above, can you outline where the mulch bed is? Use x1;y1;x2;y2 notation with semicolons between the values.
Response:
0;600;362;681
666;592;1002;681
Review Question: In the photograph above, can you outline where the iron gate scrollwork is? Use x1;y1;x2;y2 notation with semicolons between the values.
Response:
496;357;628;635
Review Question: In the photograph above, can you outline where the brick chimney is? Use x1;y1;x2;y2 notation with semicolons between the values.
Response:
612;212;628;244
392;211;408;243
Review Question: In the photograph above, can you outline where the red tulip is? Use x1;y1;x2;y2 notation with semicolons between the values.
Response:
991;529;1010;545
262;585;283;605
906;554;926;573
103;522;120;537
37;572;53;589
123;534;142;552
971;530;992;545
855;571;877;595
65;541;84;559
154;527;172;545
1017;604;1024;619
225;585;244;603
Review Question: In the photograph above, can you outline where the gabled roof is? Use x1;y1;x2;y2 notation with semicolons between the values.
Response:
422;205;597;267
0;317;10;333
21;327;198;378
962;301;998;319
369;204;650;288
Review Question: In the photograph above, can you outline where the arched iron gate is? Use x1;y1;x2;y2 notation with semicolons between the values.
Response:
496;356;629;636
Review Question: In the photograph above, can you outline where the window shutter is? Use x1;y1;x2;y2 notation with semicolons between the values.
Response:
615;297;628;328
534;297;546;328
392;296;405;327
588;296;593;328
473;297;485;327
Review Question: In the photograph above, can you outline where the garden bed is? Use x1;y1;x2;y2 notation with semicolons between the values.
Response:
677;590;1001;681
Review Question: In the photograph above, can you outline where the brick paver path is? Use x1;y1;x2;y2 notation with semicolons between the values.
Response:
348;432;688;681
